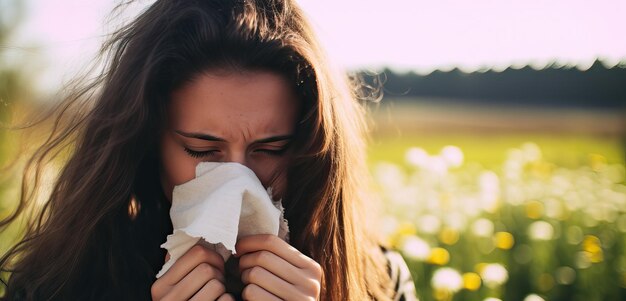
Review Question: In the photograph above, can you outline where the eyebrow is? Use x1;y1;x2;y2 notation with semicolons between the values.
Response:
174;130;293;143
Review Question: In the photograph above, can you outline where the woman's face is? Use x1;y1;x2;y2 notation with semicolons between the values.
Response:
159;70;300;202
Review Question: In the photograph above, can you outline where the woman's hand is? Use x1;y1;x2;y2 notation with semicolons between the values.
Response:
151;244;235;301
236;234;322;301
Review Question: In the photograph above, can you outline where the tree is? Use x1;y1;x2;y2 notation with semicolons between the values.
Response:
0;0;27;259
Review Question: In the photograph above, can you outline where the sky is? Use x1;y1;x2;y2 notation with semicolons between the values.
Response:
7;0;626;93
297;0;626;72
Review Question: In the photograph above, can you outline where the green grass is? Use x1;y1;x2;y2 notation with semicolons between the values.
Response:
364;100;625;169
370;132;626;301
364;103;626;300
368;132;625;169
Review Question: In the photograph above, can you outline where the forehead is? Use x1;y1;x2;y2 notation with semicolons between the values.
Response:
167;71;300;137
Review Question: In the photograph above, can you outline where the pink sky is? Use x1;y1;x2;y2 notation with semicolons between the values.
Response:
10;0;626;92
298;0;626;72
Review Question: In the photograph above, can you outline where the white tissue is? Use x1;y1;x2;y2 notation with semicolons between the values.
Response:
155;162;289;278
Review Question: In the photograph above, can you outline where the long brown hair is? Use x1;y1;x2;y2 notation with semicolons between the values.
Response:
0;0;392;300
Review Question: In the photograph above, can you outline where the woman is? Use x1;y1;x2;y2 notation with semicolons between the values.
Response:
0;0;416;300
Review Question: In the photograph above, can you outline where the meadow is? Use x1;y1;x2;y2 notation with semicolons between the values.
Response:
367;101;626;301
1;100;625;300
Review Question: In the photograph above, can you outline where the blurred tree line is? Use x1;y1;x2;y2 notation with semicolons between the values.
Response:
360;60;626;109
0;0;26;110
1;0;26;213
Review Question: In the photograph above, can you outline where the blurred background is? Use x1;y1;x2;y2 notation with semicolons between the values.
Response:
1;0;625;300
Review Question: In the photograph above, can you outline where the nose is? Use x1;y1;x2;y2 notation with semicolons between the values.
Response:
224;151;265;186
225;151;248;168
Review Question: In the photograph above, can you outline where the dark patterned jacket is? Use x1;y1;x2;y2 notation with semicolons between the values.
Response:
383;247;419;301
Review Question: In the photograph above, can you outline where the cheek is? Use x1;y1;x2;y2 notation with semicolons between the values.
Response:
159;133;196;202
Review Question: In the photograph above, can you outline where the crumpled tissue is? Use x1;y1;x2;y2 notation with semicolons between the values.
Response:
156;162;289;278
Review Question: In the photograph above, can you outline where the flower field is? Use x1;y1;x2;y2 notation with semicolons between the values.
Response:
372;141;626;301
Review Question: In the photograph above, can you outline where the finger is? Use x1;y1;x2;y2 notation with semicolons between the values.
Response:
161;244;225;285
187;278;226;301
216;293;236;301
236;235;312;269
165;252;171;263
166;263;224;300
241;266;306;300
238;250;304;285
242;283;282;301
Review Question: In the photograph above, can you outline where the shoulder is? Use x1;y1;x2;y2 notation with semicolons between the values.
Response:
382;246;419;301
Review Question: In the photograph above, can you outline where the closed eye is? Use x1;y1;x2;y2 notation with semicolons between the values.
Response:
254;148;288;156
184;147;219;158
